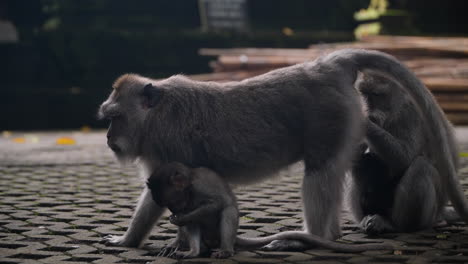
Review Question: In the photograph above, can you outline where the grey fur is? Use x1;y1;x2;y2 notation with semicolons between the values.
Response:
98;49;457;250
147;162;392;258
349;70;464;234
147;162;239;258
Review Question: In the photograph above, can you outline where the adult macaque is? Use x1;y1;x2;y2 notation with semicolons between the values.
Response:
99;49;468;250
348;71;463;234
146;162;392;258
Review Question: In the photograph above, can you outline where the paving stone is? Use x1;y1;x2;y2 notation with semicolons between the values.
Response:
1;130;468;263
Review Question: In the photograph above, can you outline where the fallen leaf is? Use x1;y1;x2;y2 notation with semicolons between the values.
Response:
436;234;448;239
56;137;76;145
12;137;26;143
460;152;468;158
394;250;403;255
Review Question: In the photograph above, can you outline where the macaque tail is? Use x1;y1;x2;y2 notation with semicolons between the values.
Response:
236;231;393;253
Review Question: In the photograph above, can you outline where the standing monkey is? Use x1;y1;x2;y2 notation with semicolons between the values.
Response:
99;49;468;250
147;162;392;258
348;71;462;234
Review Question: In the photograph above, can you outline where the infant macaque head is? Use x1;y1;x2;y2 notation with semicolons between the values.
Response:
146;162;193;213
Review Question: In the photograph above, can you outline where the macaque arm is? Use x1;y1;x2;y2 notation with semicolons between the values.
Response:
177;199;223;225
103;187;166;247
366;120;414;173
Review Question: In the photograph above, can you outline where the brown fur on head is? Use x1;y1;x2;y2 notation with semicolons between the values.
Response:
97;74;165;164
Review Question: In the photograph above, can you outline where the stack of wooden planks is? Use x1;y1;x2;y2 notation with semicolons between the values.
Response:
194;35;468;124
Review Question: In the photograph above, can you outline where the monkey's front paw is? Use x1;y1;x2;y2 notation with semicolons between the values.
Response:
101;235;139;247
169;214;186;226
211;250;234;258
261;239;308;251
361;215;389;235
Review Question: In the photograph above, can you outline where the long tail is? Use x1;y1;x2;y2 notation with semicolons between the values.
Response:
325;48;466;222
236;231;392;253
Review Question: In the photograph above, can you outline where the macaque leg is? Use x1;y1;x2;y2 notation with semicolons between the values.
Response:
104;188;166;247
212;206;238;258
303;164;344;240
158;228;188;257
263;162;345;251
364;157;438;234
174;225;201;259
391;157;438;231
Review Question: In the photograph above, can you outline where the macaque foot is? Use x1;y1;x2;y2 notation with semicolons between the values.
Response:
157;245;179;258
211;250;234;258
172;250;199;259
261;239;309;251
361;214;392;235
101;234;140;247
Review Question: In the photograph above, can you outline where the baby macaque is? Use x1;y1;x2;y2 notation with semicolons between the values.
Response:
147;162;238;258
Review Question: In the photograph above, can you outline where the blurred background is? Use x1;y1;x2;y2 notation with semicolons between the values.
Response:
1;0;467;130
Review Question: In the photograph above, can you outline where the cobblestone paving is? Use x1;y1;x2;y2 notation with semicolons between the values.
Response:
1;130;468;264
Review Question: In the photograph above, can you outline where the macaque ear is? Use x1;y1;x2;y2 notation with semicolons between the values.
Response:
142;83;164;109
170;172;192;191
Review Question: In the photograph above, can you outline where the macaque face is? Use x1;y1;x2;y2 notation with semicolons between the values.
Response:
359;74;409;126
98;75;159;164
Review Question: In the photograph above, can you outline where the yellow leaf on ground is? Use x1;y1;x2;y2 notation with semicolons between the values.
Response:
12;137;26;143
56;137;76;145
436;234;448;239
460;152;468;157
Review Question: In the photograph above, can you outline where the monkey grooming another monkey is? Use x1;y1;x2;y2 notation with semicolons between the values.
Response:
348;71;461;234
99;49;468;251
146;162;392;258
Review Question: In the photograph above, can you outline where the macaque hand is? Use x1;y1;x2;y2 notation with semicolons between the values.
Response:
169;214;185;226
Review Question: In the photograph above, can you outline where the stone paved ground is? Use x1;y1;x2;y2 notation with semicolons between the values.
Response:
1;129;468;264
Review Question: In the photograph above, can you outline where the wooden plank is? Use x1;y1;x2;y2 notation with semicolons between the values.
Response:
422;78;468;92
435;93;468;102
445;113;468;125
438;102;468;112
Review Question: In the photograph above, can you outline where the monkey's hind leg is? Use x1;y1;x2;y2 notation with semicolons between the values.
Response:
212;205;238;258
391;156;438;232
173;225;201;259
364;157;438;234
263;162;346;251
